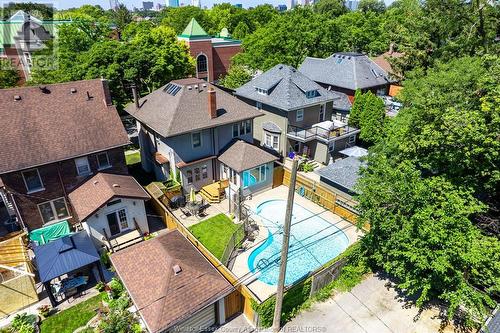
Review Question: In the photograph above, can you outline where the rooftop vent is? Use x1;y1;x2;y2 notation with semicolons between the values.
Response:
93;180;99;185
187;86;192;90
194;85;198;90
172;264;182;275
70;88;77;94
14;95;21;101
86;91;94;100
202;83;207;88
278;65;283;69
112;184;120;188
39;86;50;94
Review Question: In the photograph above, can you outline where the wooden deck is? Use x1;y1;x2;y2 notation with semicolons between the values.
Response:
200;179;229;203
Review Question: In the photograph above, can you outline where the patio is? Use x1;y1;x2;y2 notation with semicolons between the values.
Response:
170;193;231;228
229;186;364;302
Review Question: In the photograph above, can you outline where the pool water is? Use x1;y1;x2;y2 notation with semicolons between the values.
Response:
248;199;349;286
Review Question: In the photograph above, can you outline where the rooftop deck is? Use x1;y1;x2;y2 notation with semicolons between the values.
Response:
287;121;360;143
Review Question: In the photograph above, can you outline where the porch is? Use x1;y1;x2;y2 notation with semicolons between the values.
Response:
199;179;229;203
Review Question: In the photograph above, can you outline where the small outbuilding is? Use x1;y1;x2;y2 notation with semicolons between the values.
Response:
317;156;366;199
34;232;104;307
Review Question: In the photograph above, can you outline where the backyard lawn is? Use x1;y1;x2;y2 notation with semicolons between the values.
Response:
125;150;141;165
188;214;243;260
40;293;103;333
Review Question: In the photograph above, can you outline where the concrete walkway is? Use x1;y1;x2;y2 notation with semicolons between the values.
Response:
284;273;455;333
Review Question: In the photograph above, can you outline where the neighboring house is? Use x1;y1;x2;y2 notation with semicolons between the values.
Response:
111;230;235;333
235;64;358;165
177;18;241;82
299;52;395;100
316;146;368;199
0;79;130;232
126;77;275;197
0;10;71;82
68;173;150;251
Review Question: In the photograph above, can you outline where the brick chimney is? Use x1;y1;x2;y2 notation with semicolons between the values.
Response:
208;88;217;119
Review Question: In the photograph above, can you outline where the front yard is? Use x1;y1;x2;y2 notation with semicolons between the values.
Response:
188;214;243;260
40;293;103;333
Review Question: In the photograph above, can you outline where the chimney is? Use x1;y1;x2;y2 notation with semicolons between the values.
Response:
131;84;140;109
208;88;217;119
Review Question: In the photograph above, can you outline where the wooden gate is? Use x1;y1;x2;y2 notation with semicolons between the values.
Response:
272;165;284;188
224;290;243;319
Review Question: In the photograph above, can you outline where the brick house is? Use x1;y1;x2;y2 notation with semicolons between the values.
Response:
0;79;131;232
177;18;241;82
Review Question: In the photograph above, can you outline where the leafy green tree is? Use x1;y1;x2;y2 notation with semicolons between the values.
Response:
348;90;386;144
219;64;252;89
314;0;348;18
348;89;363;128
113;4;133;39
1;2;54;20
0;59;19;88
159;6;212;34
55;5;109;22
232;21;251;40
247;4;278;29
358;0;386;13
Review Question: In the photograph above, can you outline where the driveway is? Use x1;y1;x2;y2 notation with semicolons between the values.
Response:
284;273;455;333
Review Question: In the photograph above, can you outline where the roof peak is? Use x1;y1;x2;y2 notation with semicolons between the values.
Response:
179;18;209;38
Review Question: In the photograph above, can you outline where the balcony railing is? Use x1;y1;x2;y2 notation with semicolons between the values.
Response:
287;124;359;142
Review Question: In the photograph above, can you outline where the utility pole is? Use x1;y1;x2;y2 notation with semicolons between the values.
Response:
272;157;299;333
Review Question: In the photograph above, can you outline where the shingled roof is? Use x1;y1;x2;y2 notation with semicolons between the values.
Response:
68;173;150;221
317;156;366;195
299;52;394;91
218;140;278;173
0;79;129;174
235;64;351;111
111;230;233;333
125;78;263;138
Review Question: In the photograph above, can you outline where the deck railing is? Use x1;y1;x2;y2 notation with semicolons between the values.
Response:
287;124;358;141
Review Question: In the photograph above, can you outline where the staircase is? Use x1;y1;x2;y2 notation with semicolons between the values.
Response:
0;190;17;217
199;180;229;204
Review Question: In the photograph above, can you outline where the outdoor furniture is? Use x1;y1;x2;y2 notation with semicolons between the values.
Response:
197;203;210;217
186;201;201;216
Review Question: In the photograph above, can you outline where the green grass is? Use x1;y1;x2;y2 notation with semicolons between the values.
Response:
40;293;103;333
125;150;141;165
188;214;241;260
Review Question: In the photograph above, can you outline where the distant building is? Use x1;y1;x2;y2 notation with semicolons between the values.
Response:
177;18;241;82
287;0;295;9
191;0;201;7
142;1;154;10
156;3;166;10
234;3;243;8
345;0;359;10
276;4;287;11
167;0;179;7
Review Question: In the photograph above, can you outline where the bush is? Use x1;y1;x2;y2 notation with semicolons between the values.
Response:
11;313;37;333
96;281;106;292
109;277;124;299
98;308;140;333
37;304;51;317
100;252;111;268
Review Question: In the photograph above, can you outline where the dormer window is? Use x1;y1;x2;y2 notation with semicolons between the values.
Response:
256;88;268;95
305;90;318;98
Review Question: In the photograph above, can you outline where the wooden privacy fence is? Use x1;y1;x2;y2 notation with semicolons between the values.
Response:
145;186;259;324
310;258;347;296
282;168;368;231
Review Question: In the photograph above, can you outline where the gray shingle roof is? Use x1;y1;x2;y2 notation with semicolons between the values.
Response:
218;140;278;173
339;146;368;158
125;78;263;138
235;64;351;111
482;307;500;333
262;121;282;133
299;52;394;91
317;157;366;194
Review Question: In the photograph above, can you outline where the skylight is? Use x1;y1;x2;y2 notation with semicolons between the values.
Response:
164;83;181;96
305;90;318;98
256;87;268;95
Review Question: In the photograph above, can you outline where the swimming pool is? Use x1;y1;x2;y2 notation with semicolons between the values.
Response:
248;199;349;286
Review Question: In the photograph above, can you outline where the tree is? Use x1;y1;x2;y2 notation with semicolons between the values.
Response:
159;6;212;34
232;21;251;40
347;90;363;128
219;64;252;89
1;2;54;20
113;4;133;39
358;0;386;13
0;59;19;88
314;0;348;18
348;90;386;144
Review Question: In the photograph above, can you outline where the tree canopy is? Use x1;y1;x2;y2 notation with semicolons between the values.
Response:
348;90;387;144
0;59;19;89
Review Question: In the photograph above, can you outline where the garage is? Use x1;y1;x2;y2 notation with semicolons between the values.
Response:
169;304;216;333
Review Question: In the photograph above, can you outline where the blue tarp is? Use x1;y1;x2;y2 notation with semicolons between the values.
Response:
33;232;100;283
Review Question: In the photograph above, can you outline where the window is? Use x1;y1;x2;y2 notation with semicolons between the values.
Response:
272;135;279;150
265;133;272;146
256;101;262;110
192;132;202;148
232;123;239;138
22;169;44;193
107;199;122;207
240;121;245;136
38;197;69;224
97;152;111;170
296;109;304;121
197;54;208;73
319;104;326;122
376;88;386;96
256;88;268;95
194;168;200;181
306;90;317;98
245;120;252;134
202;165;208;179
75;157;91;176
328;141;335;153
242;165;267;188
186;170;193;184
349;135;356;144
118;209;128;229
264;131;279;151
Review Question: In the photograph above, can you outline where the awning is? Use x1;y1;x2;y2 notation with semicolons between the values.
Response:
29;220;71;245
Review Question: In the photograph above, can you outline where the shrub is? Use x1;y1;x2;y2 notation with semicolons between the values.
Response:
96;281;106;292
100;252;111;268
37;304;51;317
109;277;124;299
11;313;37;333
98;308;140;333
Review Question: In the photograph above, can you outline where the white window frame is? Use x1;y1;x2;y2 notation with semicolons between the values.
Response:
296;109;304;122
24;52;32;67
191;132;202;148
201;165;208;179
38;197;70;225
256;101;262;110
75;157;91;176
22;168;44;193
117;208;129;230
186;170;193;184
97;152;111;170
242;164;267;189
232;123;239;138
328;141;335;153
319;104;326;122
264;131;279;151
245;119;252;134
348;135;356;144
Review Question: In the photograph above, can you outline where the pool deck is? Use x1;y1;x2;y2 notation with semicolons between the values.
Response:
231;185;363;302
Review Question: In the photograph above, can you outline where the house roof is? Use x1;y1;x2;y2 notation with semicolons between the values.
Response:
339;146;368;158
179;18;209;39
111;230;233;333
481;307;500;333
68;173;150;222
0;79;129;174
299;52;394;91
218;140;278;173
262;121;282;134
372;51;404;79
34;232;100;283
236;64;351;111
317;156;366;194
125;78;263;138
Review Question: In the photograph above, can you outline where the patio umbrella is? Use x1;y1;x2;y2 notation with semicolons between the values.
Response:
190;188;196;203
